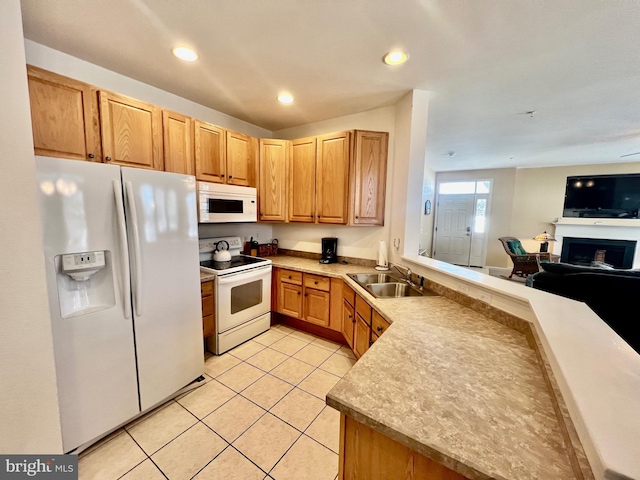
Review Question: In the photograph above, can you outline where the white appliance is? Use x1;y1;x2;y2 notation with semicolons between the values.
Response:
198;181;257;223
35;156;204;453
200;237;272;354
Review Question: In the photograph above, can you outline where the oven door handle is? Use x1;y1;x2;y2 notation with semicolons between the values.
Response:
216;265;272;285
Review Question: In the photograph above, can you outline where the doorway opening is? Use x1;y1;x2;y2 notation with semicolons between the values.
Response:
433;180;492;267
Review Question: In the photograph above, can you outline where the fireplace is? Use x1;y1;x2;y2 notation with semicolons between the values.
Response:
561;237;636;268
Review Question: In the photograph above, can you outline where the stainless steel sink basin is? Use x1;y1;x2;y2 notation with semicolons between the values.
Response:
367;283;425;297
348;273;403;284
347;273;439;298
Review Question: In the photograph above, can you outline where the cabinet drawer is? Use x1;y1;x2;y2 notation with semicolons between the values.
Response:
355;295;372;326
372;310;390;337
201;281;213;296
279;269;303;285
202;295;214;318
342;283;355;307
304;273;330;292
203;314;214;338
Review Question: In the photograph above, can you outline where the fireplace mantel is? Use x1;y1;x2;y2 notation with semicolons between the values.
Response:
552;219;640;268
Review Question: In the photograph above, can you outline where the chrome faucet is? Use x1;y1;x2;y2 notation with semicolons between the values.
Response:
392;264;414;286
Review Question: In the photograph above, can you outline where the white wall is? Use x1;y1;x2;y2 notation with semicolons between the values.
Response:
272;106;396;260
198;223;274;245
24;41;271;138
0;0;63;454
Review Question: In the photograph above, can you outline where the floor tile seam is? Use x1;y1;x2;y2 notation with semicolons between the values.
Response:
147;419;223;467
185;435;232;480
217;368;268;394
265;430;305;475
176;379;239;418
310;342;342;354
124;399;177;431
266;399;324;436
237;382;294;413
245;355;293;375
269;341;311;357
113;430;152;480
130;419;200;458
236;344;290;367
301;430;339;455
205;360;244;379
208;407;270;445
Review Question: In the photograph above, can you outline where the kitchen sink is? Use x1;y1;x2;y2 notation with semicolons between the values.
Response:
347;273;439;298
348;273;404;284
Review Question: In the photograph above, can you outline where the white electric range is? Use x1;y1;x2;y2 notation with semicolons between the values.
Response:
199;237;272;354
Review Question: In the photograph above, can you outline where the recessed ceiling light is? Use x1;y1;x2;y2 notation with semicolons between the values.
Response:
172;47;198;61
383;50;408;66
277;94;294;104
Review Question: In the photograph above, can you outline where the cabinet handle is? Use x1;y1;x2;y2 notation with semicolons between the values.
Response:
229;175;233;179
352;318;356;324
105;156;112;162
369;340;374;346
88;153;95;159
355;215;359;219
348;314;353;318
297;292;300;295
221;174;225;178
304;293;308;297
377;326;383;332
314;281;318;285
288;275;292;279
309;215;313;218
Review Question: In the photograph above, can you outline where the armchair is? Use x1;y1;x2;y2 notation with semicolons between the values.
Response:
498;237;551;278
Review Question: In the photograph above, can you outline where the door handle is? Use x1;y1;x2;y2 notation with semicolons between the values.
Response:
125;181;143;317
113;180;131;319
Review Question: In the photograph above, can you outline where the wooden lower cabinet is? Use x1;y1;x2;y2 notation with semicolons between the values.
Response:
354;314;370;358
342;299;356;349
280;282;303;318
304;288;330;327
274;267;342;332
339;415;469;480
201;281;215;338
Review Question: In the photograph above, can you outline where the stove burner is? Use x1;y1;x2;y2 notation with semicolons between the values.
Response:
200;255;266;271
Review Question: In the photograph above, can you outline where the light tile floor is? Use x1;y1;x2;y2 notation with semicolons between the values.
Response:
78;324;356;480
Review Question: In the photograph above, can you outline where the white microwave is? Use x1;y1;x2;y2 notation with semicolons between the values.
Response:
198;182;257;223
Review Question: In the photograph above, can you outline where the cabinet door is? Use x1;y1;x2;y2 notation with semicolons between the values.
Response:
162;110;193;175
226;130;251;186
259;139;288;222
351;130;388;225
354;314;370;358
342;299;356;349
27;66;100;161
99;91;163;170
279;282;303;318
304;288;331;327
194;120;226;183
316;131;351;224
289;137;317;222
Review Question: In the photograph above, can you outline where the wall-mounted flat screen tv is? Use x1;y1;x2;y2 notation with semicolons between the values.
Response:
563;173;640;219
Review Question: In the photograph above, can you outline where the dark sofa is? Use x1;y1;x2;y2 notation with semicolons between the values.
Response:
526;262;640;354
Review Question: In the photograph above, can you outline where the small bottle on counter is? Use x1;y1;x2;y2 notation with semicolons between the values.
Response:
250;237;259;256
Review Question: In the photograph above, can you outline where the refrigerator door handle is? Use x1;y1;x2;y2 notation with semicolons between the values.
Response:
113;180;132;319
124;181;143;317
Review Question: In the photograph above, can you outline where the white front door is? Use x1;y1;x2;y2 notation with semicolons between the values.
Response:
434;194;475;265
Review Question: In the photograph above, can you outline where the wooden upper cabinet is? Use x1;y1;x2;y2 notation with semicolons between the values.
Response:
289;137;317;223
351;130;389;225
316;131;351;224
162;110;193;175
226;130;251;186
194;120;226;183
99;91;163;170
259;139;289;222
27;66;100;161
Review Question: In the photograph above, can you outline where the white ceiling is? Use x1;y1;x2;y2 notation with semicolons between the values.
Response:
20;0;640;171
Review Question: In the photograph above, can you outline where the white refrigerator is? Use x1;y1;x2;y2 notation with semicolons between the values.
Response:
35;156;204;453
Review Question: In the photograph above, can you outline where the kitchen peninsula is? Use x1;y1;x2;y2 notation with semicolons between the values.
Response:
265;254;639;480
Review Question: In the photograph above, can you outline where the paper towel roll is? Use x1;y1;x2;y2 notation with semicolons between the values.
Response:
376;240;389;269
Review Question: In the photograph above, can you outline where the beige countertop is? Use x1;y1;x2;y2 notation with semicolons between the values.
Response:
199;271;216;283
269;256;578;479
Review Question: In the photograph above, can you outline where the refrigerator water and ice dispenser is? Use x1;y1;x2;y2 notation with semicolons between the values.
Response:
56;250;115;318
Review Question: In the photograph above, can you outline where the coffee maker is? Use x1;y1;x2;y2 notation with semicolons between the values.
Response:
320;237;338;264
